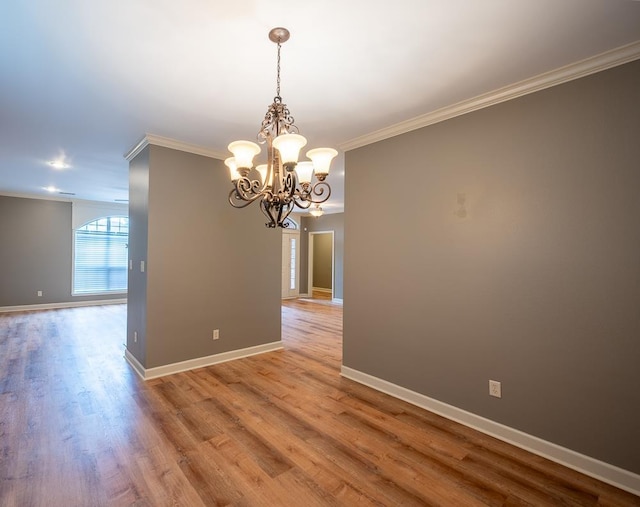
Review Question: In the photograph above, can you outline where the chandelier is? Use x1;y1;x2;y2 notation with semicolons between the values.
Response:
225;27;337;228
309;204;324;218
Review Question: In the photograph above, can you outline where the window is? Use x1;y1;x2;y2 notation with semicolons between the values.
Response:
73;216;128;295
283;217;298;229
290;237;297;290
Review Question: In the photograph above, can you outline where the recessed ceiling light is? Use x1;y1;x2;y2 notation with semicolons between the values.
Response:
43;186;59;193
48;160;70;169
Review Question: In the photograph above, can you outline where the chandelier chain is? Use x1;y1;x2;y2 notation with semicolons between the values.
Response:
276;43;282;97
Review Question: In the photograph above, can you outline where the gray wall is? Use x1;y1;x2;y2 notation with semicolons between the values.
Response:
344;60;640;474
0;195;124;307
312;233;333;290
299;213;344;299
127;145;282;369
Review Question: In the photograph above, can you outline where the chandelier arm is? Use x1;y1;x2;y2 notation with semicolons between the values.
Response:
229;190;263;208
259;198;277;228
296;181;331;205
276;202;284;226
310;181;332;203
293;198;312;210
278;201;295;228
229;189;256;208
242;176;270;197
243;176;264;194
279;171;297;204
229;177;274;208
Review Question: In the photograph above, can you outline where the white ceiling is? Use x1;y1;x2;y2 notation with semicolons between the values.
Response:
1;0;640;212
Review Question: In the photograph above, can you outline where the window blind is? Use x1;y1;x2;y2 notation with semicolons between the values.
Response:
73;217;128;295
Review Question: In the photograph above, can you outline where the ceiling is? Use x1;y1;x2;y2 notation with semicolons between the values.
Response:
1;1;640;212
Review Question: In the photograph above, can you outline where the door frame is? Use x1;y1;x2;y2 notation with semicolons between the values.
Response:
307;230;334;299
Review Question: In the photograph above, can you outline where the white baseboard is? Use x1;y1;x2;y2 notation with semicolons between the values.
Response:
332;298;344;304
340;366;640;496
124;349;146;379
125;341;284;380
0;298;127;313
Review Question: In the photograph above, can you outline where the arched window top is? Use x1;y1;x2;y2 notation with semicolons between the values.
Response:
78;216;128;235
283;217;298;230
72;201;128;230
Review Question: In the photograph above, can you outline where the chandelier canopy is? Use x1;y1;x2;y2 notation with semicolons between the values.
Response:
226;27;337;228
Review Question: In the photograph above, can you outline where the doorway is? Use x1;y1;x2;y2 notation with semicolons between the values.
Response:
308;231;334;300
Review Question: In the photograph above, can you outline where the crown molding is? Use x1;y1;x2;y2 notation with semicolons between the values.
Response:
339;40;640;152
124;133;227;161
0;191;129;205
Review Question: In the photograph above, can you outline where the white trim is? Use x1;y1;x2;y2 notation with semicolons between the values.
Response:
339;41;640;151
124;349;146;380
0;191;74;202
340;366;640;496
0;192;127;205
0;298;127;313
124;133;227;161
125;341;284;380
332;298;344;304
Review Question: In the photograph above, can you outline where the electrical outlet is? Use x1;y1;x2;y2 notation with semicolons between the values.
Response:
213;329;220;340
37;290;43;297
134;331;138;343
489;380;502;398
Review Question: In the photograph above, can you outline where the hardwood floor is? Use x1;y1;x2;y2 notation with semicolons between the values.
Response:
1;301;639;506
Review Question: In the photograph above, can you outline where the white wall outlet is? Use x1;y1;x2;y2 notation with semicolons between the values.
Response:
134;331;138;343
37;290;43;297
140;260;145;272
489;380;502;398
213;329;220;340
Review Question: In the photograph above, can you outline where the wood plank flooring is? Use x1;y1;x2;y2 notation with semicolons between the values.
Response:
1;300;639;506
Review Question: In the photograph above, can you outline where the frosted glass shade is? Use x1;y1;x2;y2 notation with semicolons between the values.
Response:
295;161;314;184
272;134;307;165
256;164;269;186
306;148;338;177
224;157;240;181
228;140;260;169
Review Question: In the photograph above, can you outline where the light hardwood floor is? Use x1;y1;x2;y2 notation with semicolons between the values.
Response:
1;300;638;506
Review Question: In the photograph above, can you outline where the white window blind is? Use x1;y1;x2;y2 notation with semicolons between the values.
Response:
73;216;128;295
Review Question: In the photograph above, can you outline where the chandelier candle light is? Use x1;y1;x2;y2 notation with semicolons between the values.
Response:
226;27;337;228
